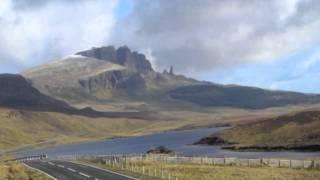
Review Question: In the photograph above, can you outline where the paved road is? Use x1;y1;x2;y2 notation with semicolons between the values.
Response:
24;160;137;180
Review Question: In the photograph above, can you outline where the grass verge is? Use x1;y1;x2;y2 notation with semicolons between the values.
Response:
81;158;320;180
0;162;51;180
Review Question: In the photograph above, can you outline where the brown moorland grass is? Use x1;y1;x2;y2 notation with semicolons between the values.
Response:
218;110;320;147
0;163;50;180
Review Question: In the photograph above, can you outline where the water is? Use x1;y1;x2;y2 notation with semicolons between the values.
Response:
18;127;320;159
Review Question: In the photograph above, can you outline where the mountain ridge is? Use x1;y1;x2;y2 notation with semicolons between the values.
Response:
169;84;320;109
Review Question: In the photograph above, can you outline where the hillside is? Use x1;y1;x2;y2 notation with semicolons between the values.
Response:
0;107;160;150
0;74;154;119
195;110;320;151
169;84;320;109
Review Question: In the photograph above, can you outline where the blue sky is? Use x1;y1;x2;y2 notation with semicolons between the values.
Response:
114;0;133;18
1;0;320;94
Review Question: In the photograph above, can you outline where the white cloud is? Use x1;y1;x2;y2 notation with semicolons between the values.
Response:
0;0;118;69
111;0;320;74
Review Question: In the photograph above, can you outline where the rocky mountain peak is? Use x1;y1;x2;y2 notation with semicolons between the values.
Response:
76;46;154;74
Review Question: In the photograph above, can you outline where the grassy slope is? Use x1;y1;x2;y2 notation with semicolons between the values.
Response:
84;159;320;180
0;107;175;151
0;163;50;180
217;110;320;147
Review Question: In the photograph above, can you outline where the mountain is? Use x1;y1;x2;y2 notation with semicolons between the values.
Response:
23;45;320;110
169;84;320;109
23;46;201;103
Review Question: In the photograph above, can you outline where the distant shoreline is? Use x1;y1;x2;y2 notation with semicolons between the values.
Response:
222;144;320;152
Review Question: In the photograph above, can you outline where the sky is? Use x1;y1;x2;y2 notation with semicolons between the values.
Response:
1;0;320;93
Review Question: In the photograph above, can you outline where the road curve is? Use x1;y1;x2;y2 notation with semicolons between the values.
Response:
24;160;138;180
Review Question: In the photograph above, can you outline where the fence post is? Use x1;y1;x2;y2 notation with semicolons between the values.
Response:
312;160;316;169
289;160;292;168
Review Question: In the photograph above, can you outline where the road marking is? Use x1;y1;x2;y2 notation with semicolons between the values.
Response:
48;162;55;166
23;163;58;180
57;164;65;168
66;161;138;180
79;172;91;178
67;168;76;172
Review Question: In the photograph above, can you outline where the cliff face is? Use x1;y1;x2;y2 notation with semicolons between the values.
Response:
78;70;146;95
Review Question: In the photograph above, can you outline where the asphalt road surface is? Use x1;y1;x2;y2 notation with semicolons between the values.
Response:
24;160;138;180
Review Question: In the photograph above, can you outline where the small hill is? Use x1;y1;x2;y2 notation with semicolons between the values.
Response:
196;110;320;151
0;74;76;113
169;84;320;109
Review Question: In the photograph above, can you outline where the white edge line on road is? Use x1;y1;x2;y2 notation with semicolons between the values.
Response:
79;172;91;178
65;160;139;180
23;162;58;180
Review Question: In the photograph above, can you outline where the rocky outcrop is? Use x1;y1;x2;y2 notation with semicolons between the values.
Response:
194;136;232;145
77;46;154;74
146;146;174;154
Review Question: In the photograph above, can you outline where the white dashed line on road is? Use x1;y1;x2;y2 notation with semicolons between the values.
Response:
67;168;76;172
79;172;91;178
48;162;55;166
57;164;65;168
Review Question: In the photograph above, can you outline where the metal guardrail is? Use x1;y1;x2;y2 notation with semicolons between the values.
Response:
4;154;48;163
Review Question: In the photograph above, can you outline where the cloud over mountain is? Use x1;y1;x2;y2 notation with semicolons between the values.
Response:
112;0;320;73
